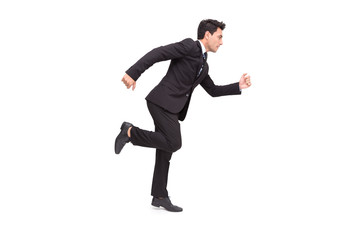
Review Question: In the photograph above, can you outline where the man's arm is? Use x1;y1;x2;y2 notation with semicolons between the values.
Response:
200;73;251;97
122;38;195;91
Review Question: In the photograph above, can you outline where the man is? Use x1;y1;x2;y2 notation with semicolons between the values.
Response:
115;19;252;212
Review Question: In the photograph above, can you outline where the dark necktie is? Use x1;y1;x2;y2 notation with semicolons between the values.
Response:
197;52;207;77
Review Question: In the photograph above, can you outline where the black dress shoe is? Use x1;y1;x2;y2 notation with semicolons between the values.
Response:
151;197;183;212
114;122;133;154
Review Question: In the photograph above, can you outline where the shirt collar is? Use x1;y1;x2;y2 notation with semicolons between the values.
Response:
198;40;207;55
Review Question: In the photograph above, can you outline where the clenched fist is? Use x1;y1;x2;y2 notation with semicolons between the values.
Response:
122;73;136;91
239;73;252;89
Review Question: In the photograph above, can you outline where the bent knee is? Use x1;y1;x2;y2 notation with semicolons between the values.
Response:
168;140;182;153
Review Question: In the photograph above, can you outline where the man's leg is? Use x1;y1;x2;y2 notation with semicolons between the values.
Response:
150;147;182;212
135;102;181;198
115;101;182;211
120;101;181;197
151;147;172;197
130;101;181;153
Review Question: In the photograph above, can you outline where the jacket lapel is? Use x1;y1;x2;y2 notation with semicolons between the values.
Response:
193;41;208;89
192;62;208;90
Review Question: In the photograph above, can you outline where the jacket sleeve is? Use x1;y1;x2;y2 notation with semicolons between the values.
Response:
200;75;242;97
126;38;194;81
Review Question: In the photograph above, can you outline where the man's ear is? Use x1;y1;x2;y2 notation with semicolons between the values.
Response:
205;31;210;40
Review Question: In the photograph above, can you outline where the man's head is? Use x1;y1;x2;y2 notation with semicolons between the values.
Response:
197;19;226;53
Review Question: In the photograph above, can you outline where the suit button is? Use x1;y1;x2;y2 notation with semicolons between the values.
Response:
186;94;189;97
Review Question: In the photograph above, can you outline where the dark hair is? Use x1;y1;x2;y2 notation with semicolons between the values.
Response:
197;19;226;39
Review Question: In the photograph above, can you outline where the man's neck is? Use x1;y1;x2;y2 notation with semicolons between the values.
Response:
199;39;208;53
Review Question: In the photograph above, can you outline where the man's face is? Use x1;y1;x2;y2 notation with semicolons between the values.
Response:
207;28;223;53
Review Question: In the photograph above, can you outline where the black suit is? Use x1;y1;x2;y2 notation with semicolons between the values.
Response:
125;38;241;197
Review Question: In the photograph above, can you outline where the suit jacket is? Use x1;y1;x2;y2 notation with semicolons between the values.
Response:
126;38;241;121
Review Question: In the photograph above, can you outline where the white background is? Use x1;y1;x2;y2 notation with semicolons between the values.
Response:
1;0;359;239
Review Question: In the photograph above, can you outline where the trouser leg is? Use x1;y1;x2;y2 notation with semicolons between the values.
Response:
129;101;182;197
130;101;181;153
151;148;172;197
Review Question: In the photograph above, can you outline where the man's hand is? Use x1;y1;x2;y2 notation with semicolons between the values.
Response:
122;73;136;91
239;73;252;89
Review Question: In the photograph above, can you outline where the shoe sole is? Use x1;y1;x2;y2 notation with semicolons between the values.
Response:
114;123;128;154
151;202;183;212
